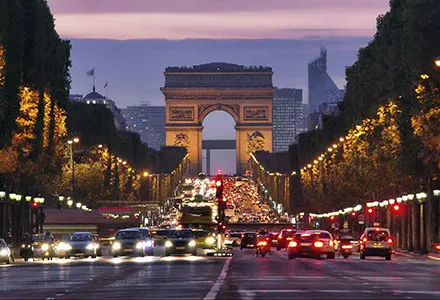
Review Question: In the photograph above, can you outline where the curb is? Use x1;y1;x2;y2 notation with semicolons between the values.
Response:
394;250;440;261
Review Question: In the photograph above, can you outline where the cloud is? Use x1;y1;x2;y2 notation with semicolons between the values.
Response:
53;9;382;40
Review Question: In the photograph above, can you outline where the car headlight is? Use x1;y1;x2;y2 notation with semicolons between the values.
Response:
205;237;216;245
188;240;197;247
59;242;72;251
86;243;96;250
136;242;146;249
112;242;121;250
0;249;8;256
41;244;50;251
165;241;173;248
145;240;153;248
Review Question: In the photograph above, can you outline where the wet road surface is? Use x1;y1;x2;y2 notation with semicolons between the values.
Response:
1;248;440;299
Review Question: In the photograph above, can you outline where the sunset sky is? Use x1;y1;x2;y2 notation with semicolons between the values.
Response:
46;0;390;174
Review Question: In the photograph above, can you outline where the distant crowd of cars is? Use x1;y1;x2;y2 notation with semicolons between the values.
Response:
225;226;393;260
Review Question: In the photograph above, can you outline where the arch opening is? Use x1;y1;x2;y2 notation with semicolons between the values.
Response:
202;110;236;176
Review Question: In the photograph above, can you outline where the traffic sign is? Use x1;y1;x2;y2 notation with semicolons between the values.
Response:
358;214;365;221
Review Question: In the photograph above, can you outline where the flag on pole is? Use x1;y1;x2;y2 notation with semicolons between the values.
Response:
86;68;95;76
104;81;108;88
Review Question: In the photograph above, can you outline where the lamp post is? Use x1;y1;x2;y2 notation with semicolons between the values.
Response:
435;57;440;68
68;137;80;200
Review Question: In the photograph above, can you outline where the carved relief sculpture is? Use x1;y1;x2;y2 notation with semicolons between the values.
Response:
174;133;190;152
169;106;194;121
244;106;268;120
247;131;265;154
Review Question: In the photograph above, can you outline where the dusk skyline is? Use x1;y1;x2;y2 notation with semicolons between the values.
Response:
46;0;390;174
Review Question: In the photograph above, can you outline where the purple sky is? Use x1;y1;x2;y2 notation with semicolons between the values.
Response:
46;0;390;174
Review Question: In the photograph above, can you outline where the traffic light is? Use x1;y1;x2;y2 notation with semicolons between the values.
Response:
392;204;400;212
367;208;374;214
330;216;335;221
31;201;38;209
351;212;356;217
215;176;223;200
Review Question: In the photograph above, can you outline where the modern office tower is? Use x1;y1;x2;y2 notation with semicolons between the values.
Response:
273;88;303;152
122;104;166;150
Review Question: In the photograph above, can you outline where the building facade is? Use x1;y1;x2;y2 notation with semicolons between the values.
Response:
122;104;166;150
272;88;303;152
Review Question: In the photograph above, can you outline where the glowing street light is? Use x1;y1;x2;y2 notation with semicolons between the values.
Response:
76;202;82;209
435;57;440;67
67;199;73;207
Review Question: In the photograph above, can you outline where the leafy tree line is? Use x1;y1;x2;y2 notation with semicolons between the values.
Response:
0;0;187;205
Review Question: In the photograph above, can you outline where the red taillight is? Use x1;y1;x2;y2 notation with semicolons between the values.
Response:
287;229;293;232
314;241;324;248
257;241;267;246
387;238;393;244
288;241;298;248
435;245;440;250
341;245;353;249
362;237;367;243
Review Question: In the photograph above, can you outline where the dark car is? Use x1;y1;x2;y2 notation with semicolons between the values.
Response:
240;232;257;249
165;229;197;256
111;229;153;257
30;234;55;260
268;232;279;247
277;229;296;250
58;232;99;258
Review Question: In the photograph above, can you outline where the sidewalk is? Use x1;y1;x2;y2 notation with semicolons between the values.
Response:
394;249;440;261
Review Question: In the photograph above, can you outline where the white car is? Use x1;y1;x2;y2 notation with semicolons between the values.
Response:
360;227;392;260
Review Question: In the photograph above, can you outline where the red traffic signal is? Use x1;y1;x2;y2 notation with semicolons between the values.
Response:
392;204;400;212
330;216;335;221
367;208;374;214
351;212;356;217
31;202;38;208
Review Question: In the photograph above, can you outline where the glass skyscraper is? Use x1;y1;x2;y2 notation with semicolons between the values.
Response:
308;47;344;115
272;88;303;152
122;104;166;150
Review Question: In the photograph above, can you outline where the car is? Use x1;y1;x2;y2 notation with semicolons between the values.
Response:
268;232;279;247
111;229;153;257
126;227;155;255
165;228;198;256
150;228;171;246
30;234;55;260
277;229;296;250
287;230;336;259
240;232;257;249
0;239;13;264
359;227;392;260
58;232;99;258
193;230;216;250
225;232;241;247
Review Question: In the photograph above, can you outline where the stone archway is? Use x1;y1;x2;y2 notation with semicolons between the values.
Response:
161;62;274;175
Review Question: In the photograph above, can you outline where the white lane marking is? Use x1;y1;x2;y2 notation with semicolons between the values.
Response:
237;289;440;295
203;257;232;300
238;289;255;300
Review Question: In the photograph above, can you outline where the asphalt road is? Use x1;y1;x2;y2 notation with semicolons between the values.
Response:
1;248;440;300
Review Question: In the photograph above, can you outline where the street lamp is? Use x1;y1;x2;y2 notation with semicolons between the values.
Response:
67;137;80;200
58;196;65;202
0;191;5;199
435;57;440;68
67;199;73;208
75;202;82;209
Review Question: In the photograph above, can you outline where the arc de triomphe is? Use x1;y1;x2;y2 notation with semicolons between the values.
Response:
161;63;274;175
